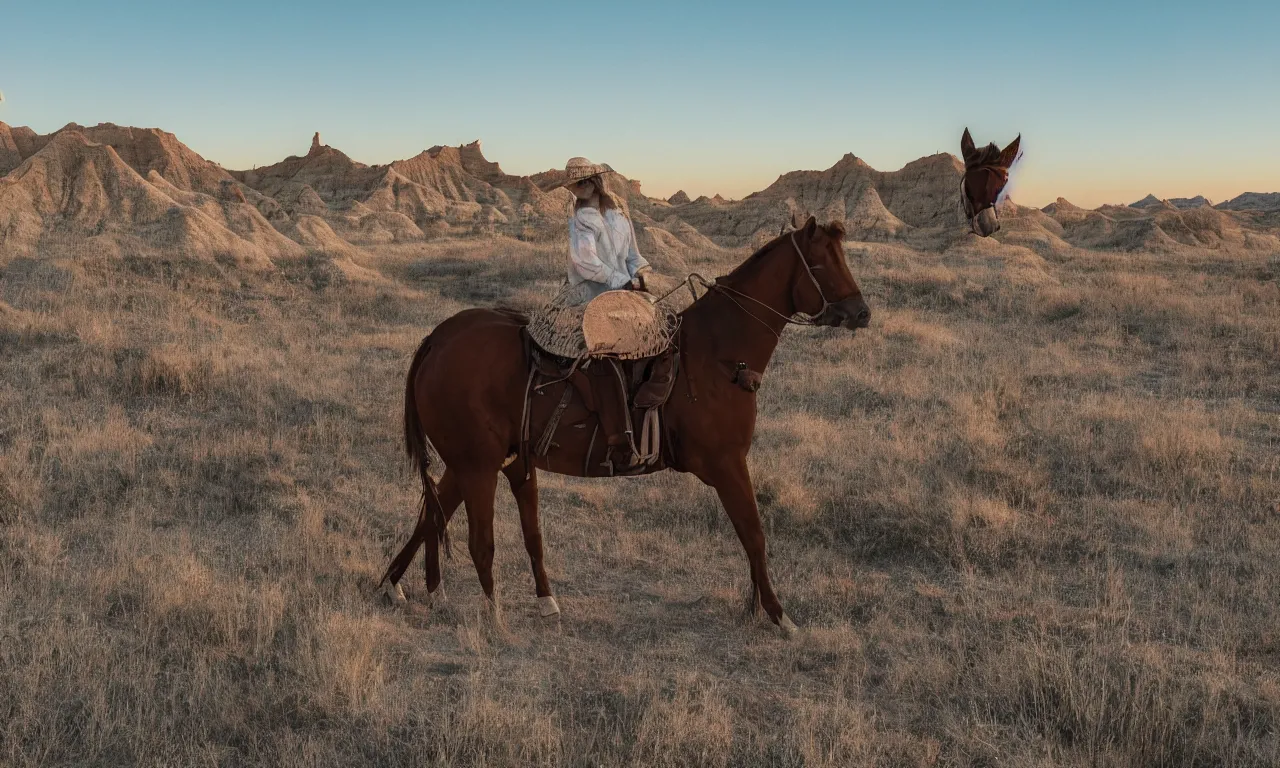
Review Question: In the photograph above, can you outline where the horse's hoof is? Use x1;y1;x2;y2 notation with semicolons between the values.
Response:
538;595;561;617
776;613;799;636
382;582;407;607
424;589;437;609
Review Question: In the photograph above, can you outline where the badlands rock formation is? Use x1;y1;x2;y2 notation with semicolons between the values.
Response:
0;126;299;265
1;120;1277;266
1217;192;1280;211
1035;194;1280;253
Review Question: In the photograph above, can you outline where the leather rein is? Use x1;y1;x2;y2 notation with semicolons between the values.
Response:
705;231;833;340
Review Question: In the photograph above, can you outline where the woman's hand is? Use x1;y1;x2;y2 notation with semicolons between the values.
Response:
632;265;651;292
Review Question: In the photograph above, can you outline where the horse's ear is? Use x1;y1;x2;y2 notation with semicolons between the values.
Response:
960;128;977;163
999;134;1021;168
825;220;846;240
803;215;817;233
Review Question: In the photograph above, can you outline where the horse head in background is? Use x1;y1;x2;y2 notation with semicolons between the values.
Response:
959;128;1021;237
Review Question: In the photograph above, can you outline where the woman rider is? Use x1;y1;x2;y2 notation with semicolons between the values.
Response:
543;157;656;471
550;157;651;301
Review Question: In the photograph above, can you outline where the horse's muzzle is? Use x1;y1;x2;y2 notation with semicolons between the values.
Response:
970;207;1000;237
815;295;871;330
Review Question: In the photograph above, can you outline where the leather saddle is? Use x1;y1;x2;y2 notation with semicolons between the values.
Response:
522;332;678;476
529;345;677;407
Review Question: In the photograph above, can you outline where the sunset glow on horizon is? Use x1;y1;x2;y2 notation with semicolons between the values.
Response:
2;0;1276;210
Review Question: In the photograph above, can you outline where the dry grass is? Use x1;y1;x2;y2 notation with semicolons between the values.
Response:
2;233;1278;766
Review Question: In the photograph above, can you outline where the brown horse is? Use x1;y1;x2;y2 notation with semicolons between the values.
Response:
379;215;870;633
959;128;1021;237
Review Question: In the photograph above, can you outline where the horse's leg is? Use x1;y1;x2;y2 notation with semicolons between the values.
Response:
503;465;559;617
457;470;501;611
438;470;463;524
380;468;463;604
379;468;446;603
423;469;463;599
705;458;798;634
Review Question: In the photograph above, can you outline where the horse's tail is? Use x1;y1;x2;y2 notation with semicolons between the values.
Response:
378;334;450;589
402;334;434;467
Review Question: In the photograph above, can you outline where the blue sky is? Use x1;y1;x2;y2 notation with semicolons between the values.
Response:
2;0;1276;207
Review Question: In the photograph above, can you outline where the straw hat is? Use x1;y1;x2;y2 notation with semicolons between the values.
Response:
538;157;615;192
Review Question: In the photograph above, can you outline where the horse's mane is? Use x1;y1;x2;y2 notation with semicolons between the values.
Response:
724;233;785;280
676;220;845;317
965;143;1005;170
722;220;844;281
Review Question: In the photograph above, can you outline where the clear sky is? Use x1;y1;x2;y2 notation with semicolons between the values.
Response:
2;1;1276;208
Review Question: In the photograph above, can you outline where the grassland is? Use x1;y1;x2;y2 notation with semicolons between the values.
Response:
1;234;1278;766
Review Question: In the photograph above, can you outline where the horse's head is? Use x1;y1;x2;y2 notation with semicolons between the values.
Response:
784;212;871;331
959;128;1021;237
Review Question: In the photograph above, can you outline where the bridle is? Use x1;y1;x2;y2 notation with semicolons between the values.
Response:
703;230;835;339
960;166;1008;235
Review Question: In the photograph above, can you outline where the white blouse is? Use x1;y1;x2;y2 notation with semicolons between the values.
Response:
566;206;649;302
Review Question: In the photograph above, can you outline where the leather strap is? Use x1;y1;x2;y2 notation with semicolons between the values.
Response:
535;384;574;457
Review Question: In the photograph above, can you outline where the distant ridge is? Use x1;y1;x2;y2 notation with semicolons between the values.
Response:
1131;194;1216;211
1216;192;1280;211
2;120;1279;263
1130;194;1178;211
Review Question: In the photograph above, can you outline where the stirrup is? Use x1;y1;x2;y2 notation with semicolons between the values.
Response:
601;445;642;476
